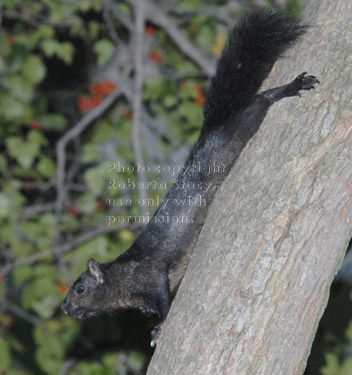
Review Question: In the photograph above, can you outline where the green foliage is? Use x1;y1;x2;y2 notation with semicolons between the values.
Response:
178;0;202;10
305;282;352;375
22;55;46;84
93;39;115;65
6;132;43;169
41;40;75;64
39;113;68;131
84;164;108;197
322;354;352;375
68;350;144;375
34;318;80;375
0;337;11;373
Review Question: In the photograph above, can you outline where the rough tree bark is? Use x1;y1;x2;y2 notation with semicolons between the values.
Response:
147;0;352;374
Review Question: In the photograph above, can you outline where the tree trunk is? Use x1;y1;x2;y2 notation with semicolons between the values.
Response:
147;0;352;374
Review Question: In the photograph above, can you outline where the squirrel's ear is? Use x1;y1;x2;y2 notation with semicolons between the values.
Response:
87;259;105;285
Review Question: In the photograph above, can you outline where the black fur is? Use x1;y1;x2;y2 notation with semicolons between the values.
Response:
61;10;319;347
203;9;307;130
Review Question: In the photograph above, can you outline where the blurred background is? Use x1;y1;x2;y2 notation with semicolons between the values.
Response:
0;0;351;374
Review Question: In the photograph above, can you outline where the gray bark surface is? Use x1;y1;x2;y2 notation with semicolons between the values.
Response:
148;0;352;374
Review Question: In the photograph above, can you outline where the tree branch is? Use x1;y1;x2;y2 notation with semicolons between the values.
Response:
55;87;123;216
0;223;143;277
130;0;149;217
103;0;125;48
125;0;215;76
3;302;40;326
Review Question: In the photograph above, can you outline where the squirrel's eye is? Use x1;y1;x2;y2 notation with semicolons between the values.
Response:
75;285;86;294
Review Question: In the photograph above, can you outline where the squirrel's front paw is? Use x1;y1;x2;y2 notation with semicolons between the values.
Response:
150;323;163;347
294;72;320;95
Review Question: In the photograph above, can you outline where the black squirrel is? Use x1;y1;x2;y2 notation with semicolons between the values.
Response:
61;10;319;347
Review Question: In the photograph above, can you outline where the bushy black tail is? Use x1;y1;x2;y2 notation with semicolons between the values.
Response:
203;10;306;129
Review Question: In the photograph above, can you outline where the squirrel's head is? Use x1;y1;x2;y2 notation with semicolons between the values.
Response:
61;259;109;319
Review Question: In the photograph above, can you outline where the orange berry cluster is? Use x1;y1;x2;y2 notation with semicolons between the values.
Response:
194;85;205;106
77;80;116;112
144;25;156;36
30;120;41;130
149;49;164;63
90;80;116;96
6;34;15;45
58;283;69;295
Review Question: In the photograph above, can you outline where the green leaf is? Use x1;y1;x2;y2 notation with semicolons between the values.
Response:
102;352;119;368
13;33;36;50
143;77;165;100
66;237;108;269
196;25;215;52
75;0;102;12
20;213;55;250
56;41;74;64
0;56;6;73
33;25;55;40
178;0;202;10
34;319;79;375
83;164;106;196
22;55;46;84
41;39;60;57
1;180;24;212
32;295;58;319
6;136;40;169
0;337;10;372
90;120;115;143
22;278;56;317
127;351;145;372
93;39;115;65
76;193;98;214
0;194;11;218
40;40;74;64
163;94;178;108
179;82;196;100
1;369;29;375
28;129;48;146
0;95;33;122
40;113;68;131
21;263;58;319
179;101;203;126
9;236;33;259
89;21;100;38
37;157;56;178
47;1;65;22
117;3;131;15
13;264;36;288
4;75;34;101
0;155;7;174
82;144;100;163
6;335;24;354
